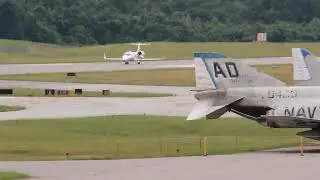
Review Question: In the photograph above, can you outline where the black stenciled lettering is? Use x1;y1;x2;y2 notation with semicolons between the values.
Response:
284;106;317;118
213;62;226;78
267;90;274;98
308;106;317;118
225;62;239;77
291;90;297;98
296;107;306;117
284;107;293;116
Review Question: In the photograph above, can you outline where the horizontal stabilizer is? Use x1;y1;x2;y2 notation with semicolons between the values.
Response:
187;95;243;120
187;101;227;120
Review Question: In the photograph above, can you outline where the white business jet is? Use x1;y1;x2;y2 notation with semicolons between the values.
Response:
103;43;163;64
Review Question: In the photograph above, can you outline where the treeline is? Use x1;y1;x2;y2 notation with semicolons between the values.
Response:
0;0;320;45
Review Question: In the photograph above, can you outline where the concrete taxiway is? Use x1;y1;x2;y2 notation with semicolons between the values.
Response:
0;57;291;74
0;96;240;120
0;152;316;180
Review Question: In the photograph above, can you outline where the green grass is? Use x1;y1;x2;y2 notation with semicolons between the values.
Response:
0;105;25;112
0;88;172;98
0;39;320;63
0;171;29;180
254;64;293;85
0;68;195;87
0;64;292;86
0;115;306;161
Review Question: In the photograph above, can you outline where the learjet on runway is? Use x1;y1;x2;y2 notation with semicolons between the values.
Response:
187;49;320;140
103;43;163;64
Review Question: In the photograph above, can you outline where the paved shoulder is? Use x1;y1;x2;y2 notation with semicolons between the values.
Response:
0;153;317;180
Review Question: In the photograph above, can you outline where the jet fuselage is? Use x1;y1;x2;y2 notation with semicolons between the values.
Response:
195;86;320;129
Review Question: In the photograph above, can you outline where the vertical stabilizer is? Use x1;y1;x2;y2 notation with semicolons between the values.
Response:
292;48;320;86
194;52;226;90
193;52;285;90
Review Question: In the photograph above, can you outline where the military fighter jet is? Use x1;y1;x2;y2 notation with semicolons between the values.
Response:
187;49;320;140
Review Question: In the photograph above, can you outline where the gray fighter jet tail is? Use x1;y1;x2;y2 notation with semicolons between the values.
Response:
193;52;285;91
187;52;285;120
292;48;319;86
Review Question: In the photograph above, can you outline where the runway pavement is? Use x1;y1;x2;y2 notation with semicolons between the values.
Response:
0;96;240;120
0;57;291;74
0;152;317;180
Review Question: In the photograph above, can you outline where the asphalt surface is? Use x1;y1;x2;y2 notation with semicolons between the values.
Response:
0;152;317;180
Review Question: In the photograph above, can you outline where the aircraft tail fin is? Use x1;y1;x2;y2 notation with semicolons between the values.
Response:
292;48;320;86
193;52;286;90
130;42;151;52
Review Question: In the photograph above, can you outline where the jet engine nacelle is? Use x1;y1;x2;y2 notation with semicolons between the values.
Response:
262;116;319;129
297;129;320;141
137;51;145;56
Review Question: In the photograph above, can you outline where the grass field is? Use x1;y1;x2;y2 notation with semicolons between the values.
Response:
0;171;29;180
254;64;293;85
0;39;320;63
0;68;196;87
0;88;172;98
0;105;25;112
0;64;292;86
0;115;306;161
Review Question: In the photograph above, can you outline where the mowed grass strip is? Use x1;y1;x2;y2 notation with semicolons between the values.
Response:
0;64;292;86
0;39;320;63
0;105;25;112
0;171;30;180
0;88;172;98
0;115;303;161
0;68;196;87
254;64;293;85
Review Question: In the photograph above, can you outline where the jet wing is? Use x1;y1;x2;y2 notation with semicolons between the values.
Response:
103;53;122;60
142;58;165;60
104;58;122;60
186;96;244;120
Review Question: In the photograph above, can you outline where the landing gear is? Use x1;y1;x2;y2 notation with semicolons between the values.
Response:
137;61;141;64
124;61;129;64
